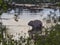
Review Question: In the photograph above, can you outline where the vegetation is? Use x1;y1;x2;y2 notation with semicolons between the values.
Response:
32;24;60;45
0;22;7;45
0;0;8;13
12;0;60;4
56;2;60;7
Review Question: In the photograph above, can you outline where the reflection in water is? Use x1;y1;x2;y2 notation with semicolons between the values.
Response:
29;9;43;13
9;7;43;15
5;8;60;20
3;8;60;20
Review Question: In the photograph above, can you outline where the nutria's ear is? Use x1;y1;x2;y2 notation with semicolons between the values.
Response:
28;21;34;26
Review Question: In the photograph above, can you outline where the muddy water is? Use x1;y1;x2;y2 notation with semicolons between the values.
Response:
1;8;60;40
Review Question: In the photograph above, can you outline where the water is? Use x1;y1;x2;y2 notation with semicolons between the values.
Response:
1;8;60;40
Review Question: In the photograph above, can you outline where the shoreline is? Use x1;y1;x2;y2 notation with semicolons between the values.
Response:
9;3;60;10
